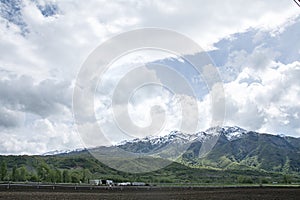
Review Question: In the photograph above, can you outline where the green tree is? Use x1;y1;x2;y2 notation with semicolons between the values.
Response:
47;169;62;183
19;166;27;181
0;161;7;181
71;171;81;183
62;170;71;183
55;169;62;183
283;174;292;184
49;169;56;183
28;173;39;182
12;165;20;182
237;175;254;184
37;163;50;182
82;169;92;183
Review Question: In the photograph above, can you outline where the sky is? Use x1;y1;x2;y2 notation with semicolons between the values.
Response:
0;0;299;154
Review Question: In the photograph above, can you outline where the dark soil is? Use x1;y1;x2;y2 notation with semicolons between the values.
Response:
0;185;300;200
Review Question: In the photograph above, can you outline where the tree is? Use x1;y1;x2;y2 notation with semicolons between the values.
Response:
47;169;62;183
82;169;92;183
237;175;254;184
0;161;7;181
55;169;62;183
37;163;50;182
62;170;71;183
28;173;39;182
12;165;20;182
49;169;56;183
71;171;81;183
283;174;292;184
19;166;27;181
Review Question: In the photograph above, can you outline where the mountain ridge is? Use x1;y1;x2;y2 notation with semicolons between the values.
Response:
42;126;298;156
1;126;300;184
42;126;300;174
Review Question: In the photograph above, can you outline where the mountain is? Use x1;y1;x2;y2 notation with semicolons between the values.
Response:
117;126;249;155
115;126;300;173
40;126;300;173
190;127;300;172
1;126;300;184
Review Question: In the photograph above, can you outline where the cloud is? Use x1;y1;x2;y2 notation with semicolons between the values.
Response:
0;107;24;128
0;73;81;154
223;61;300;136
0;118;83;154
0;0;300;154
0;75;71;118
207;16;300;136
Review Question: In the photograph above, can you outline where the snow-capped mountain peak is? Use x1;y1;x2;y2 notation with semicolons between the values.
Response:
118;126;249;151
220;126;247;141
44;126;249;156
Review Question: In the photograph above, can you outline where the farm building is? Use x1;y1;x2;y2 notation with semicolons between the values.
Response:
99;179;113;185
117;182;131;186
89;179;114;186
106;180;114;186
89;179;101;185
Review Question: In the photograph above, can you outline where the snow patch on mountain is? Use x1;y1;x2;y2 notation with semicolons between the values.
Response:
119;126;249;147
44;126;250;155
221;126;247;141
42;148;85;156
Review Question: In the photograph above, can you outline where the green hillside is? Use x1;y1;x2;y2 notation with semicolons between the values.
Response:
1;128;300;185
182;132;300;173
0;152;299;185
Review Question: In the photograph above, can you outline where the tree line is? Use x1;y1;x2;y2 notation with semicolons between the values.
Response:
0;161;92;183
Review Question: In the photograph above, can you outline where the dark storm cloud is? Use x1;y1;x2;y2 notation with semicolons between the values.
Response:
0;106;23;127
0;75;71;119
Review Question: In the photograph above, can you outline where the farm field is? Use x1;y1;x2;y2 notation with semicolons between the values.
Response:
1;185;300;200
